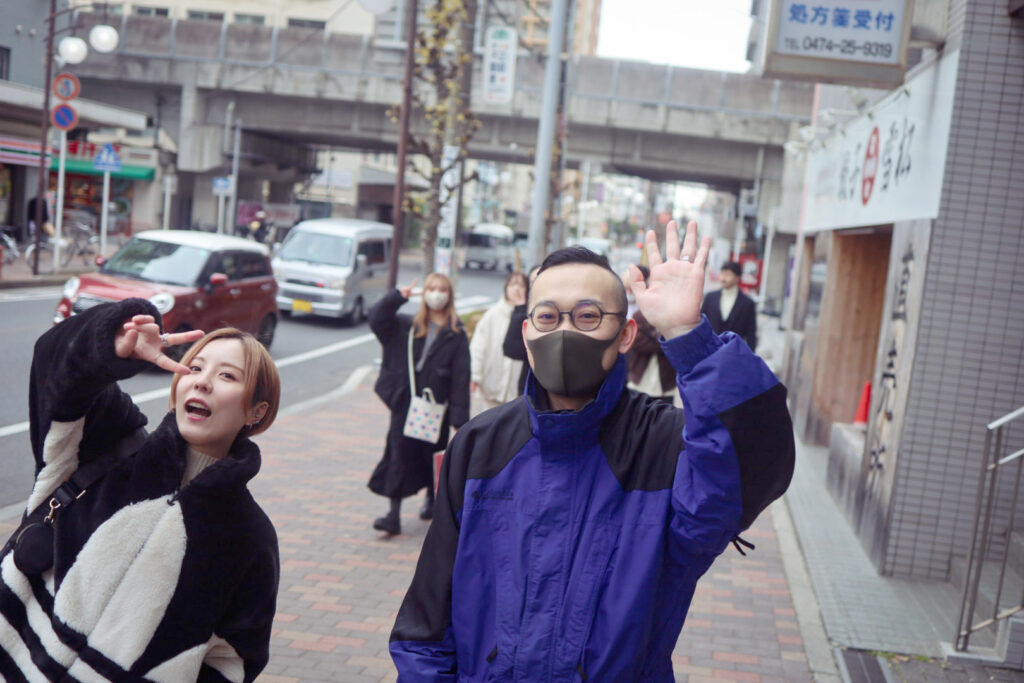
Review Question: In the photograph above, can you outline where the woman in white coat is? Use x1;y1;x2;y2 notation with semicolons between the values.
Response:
470;271;528;411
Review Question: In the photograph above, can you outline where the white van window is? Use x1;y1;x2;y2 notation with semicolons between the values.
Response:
358;239;387;265
281;231;353;266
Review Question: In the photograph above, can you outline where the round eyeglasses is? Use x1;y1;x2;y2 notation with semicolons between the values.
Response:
527;302;626;333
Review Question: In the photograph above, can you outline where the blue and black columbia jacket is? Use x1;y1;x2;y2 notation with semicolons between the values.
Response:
390;318;795;681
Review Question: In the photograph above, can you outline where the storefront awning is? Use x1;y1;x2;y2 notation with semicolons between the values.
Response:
50;157;155;181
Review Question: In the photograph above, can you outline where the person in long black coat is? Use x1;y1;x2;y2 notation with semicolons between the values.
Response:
700;260;758;351
368;272;470;536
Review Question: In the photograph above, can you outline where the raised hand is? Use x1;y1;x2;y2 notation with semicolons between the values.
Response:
115;314;205;375
399;278;420;300
627;220;711;340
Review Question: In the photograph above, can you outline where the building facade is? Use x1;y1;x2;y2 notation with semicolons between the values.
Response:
780;1;1024;591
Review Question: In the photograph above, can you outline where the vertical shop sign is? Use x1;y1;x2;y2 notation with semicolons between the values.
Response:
483;27;517;105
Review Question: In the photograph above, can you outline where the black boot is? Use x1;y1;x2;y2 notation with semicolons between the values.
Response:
373;514;401;536
420;489;434;520
374;498;402;535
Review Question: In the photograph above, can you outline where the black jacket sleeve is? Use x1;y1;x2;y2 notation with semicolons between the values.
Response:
448;331;471;428
369;288;408;346
739;296;758;352
29;298;155;473
502;304;528;361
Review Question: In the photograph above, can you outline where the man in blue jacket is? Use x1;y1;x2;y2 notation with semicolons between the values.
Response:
390;220;795;681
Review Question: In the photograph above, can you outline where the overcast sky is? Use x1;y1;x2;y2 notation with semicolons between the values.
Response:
596;0;754;72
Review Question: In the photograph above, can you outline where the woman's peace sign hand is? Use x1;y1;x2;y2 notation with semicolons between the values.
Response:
115;314;205;375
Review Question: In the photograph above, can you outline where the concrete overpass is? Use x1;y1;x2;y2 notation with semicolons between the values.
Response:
69;13;814;224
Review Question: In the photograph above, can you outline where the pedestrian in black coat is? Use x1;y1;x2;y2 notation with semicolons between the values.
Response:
700;260;759;351
368;272;470;535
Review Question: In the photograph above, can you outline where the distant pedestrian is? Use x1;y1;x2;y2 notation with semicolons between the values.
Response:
470;271;528;412
626;265;677;403
26;193;50;243
2;300;282;681
501;265;540;395
368;273;470;535
701;260;758;351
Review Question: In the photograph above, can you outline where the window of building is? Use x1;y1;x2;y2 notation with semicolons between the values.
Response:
135;6;169;16
287;18;326;29
234;13;266;25
187;10;225;21
0;47;10;81
91;3;124;13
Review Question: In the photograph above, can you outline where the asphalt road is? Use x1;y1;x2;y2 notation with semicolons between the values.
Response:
0;266;506;511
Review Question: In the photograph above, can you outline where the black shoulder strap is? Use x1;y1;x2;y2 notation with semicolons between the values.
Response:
33;426;148;516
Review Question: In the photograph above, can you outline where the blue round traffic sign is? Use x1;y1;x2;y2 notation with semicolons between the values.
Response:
51;103;78;131
52;73;81;100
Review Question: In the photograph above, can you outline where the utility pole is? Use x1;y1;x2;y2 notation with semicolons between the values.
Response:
388;0;419;290
526;0;569;270
32;0;57;275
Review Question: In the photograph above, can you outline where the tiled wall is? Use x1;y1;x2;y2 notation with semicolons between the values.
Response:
886;2;1024;578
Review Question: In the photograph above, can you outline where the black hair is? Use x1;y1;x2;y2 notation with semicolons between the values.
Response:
534;246;628;314
721;261;742;277
635;264;650;283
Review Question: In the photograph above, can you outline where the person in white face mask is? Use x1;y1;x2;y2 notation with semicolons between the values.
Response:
367;272;471;535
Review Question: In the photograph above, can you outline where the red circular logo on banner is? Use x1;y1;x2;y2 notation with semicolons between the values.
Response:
862;126;880;206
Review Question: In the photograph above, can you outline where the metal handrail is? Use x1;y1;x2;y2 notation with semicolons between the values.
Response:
955;404;1024;652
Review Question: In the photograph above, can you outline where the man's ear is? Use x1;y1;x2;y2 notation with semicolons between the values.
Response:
522;318;534;369
617;318;638;354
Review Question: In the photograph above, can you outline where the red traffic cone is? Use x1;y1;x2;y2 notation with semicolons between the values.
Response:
854;381;871;425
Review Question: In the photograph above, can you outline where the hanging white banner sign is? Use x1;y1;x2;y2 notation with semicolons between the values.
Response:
803;51;960;233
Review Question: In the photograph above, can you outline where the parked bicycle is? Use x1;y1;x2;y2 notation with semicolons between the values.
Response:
1;226;20;265
61;220;99;267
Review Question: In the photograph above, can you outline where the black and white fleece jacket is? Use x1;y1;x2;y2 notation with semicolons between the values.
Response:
0;299;279;682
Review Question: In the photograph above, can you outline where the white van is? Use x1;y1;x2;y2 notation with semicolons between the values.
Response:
464;223;515;271
272;218;393;323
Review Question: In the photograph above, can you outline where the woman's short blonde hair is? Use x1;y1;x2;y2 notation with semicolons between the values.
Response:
168;328;281;437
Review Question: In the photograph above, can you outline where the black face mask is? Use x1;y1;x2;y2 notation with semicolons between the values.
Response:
526;329;620;398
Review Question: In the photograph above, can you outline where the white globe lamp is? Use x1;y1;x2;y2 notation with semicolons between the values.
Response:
57;36;88;64
89;24;119;53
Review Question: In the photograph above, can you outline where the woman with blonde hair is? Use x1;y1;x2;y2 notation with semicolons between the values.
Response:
1;298;281;682
368;272;470;535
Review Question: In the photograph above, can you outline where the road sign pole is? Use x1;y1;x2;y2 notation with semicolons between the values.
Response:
216;194;225;234
54;129;67;270
101;170;110;258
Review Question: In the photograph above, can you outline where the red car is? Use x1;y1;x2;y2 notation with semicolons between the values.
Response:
56;230;279;356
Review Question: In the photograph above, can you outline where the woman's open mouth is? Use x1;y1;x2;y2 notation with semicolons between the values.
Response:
184;399;212;421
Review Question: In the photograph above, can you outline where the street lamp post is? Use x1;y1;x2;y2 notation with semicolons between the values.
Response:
31;2;120;275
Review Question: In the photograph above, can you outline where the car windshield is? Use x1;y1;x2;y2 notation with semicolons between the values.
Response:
101;238;211;286
280;230;353;267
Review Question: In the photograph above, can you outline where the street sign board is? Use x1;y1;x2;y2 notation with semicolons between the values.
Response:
92;143;122;173
483;26;517;104
50;103;78;131
52;73;81;100
761;0;913;88
212;176;233;196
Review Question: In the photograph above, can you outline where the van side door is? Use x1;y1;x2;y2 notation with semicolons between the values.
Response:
356;238;389;306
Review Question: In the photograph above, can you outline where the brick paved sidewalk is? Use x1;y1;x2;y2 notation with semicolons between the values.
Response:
250;372;815;683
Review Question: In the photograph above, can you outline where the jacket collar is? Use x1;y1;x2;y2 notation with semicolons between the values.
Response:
525;355;626;446
141;413;262;491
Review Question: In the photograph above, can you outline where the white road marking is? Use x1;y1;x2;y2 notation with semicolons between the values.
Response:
0;287;62;303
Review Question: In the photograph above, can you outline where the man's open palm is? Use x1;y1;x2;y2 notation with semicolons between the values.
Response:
628;220;710;340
